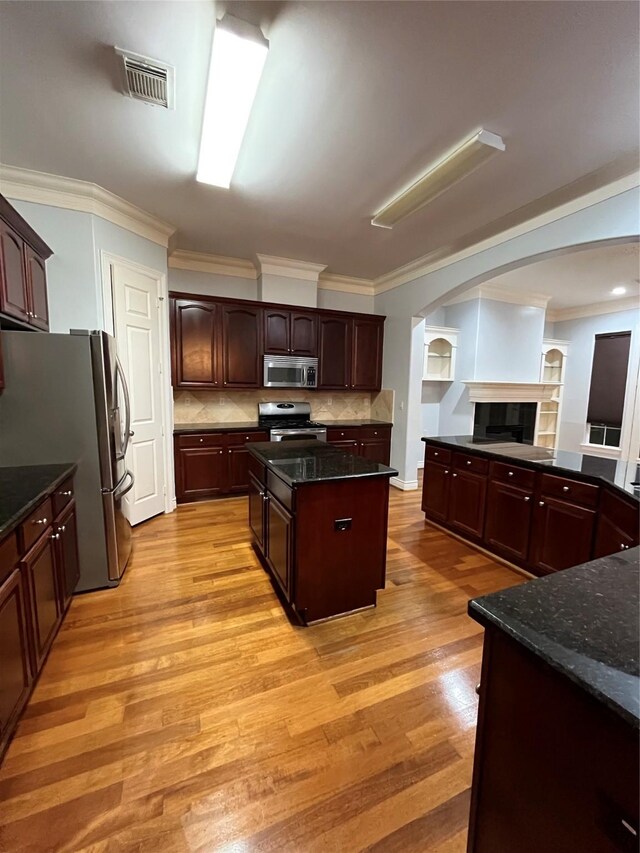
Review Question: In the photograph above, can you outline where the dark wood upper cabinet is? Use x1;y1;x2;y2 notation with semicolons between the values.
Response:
264;310;290;354
171;299;220;387
351;316;384;391
530;496;596;575
290;311;317;356
318;314;351;390
221;303;262;388
484;480;533;563
0;220;29;324
24;246;49;331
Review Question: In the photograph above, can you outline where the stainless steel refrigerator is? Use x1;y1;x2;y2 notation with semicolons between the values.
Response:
0;330;134;591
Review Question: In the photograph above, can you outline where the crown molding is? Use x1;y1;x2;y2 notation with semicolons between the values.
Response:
463;381;561;403
443;283;550;309
318;272;375;295
0;164;175;248
547;296;639;323
255;253;327;282
373;171;640;295
169;249;257;279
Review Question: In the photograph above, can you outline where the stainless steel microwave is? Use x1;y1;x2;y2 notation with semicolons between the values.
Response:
263;355;318;388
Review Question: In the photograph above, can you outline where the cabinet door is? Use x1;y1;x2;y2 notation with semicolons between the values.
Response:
484;480;533;563
264;309;290;354
328;439;359;453
0;220;29;323
290;311;317;356
266;495;293;600
0;569;33;757
448;470;487;539
171;299;220;388
248;473;266;553
175;445;227;502
359;438;391;465
221;303;262;388
55;502;79;610
422;461;451;523
228;446;252;493
530;497;596;574
318;315;351;389
24;246;49;331
351;317;383;390
22;532;61;670
593;515;638;559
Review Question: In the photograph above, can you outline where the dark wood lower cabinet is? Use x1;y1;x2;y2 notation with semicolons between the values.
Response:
530;496;595;575
23;532;61;671
326;426;392;466
266;495;293;599
484;480;533;563
0;569;33;759
55;502;80;610
421;441;639;577
228;446;252;494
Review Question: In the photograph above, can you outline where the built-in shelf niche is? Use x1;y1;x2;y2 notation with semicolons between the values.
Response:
424;326;459;382
535;341;568;450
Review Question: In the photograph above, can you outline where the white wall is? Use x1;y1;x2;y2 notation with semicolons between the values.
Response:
169;267;257;300
475;299;545;381
554;307;640;454
317;288;375;314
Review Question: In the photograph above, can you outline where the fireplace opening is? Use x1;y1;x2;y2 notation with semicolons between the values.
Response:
473;402;537;444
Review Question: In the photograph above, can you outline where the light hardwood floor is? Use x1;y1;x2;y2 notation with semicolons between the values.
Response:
0;481;521;852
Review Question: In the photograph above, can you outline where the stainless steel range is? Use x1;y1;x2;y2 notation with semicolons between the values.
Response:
258;402;327;442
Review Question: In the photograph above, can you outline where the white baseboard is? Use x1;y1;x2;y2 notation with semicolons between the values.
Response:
390;476;419;491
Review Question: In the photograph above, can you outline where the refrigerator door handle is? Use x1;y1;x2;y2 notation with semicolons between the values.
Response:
115;470;135;500
116;356;132;457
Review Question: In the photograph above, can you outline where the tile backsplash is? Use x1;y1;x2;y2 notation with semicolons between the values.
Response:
173;389;394;424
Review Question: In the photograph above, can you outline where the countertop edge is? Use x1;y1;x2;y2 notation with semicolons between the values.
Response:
246;443;398;487
468;597;639;728
0;463;78;541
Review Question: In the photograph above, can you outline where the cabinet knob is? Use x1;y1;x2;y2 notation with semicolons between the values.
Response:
341;432;345;437
539;501;545;506
444;469;449;474
475;683;481;696
524;496;530;502
199;438;204;442
562;485;570;492
452;473;458;478
374;431;378;436
50;532;59;540
59;490;73;497
466;460;472;466
508;471;514;477
32;517;48;526
621;543;629;550
434;451;438;457
245;436;250;441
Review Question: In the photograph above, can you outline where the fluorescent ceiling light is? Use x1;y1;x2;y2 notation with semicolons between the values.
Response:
611;286;627;295
372;129;505;229
197;15;268;189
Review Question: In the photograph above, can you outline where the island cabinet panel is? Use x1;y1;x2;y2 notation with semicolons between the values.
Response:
351;316;383;391
171;299;220;388
530;496;596;575
593;487;640;559
22;531;61;671
421;461;451;522
221;303;262;388
484;481;533;563
448;469;487;540
0;569;33;761
468;627;639;853
0;220;29;324
318;315;351;389
248;473;266;551
266;495;293;600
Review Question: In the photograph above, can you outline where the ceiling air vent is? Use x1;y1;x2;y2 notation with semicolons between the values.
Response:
115;47;175;109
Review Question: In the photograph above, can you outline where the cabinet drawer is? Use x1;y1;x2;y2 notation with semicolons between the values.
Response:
267;470;294;512
327;427;361;442
226;430;269;445
247;452;266;486
0;532;19;585
425;444;452;465
600;487;639;534
454;452;489;475
20;497;53;553
539;473;599;508
358;426;391;440
176;433;225;448
490;461;535;491
52;476;74;517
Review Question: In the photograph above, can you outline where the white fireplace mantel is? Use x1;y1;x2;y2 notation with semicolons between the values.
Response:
463;381;561;403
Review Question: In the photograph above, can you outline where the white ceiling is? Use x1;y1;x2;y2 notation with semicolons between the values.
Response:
0;1;638;279
482;241;640;309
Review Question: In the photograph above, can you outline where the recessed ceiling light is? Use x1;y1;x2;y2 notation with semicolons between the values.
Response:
611;286;627;295
371;129;505;229
197;15;269;189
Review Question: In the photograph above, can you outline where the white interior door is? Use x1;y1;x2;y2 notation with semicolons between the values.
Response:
112;261;166;525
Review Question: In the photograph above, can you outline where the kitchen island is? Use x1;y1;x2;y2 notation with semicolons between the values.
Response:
467;547;639;852
246;440;397;624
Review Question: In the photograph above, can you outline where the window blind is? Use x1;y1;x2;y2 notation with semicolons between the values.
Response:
586;331;631;427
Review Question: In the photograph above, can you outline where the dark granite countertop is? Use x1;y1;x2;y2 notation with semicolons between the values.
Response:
0;463;77;540
247;440;398;486
469;548;640;726
174;419;393;434
422;435;640;501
